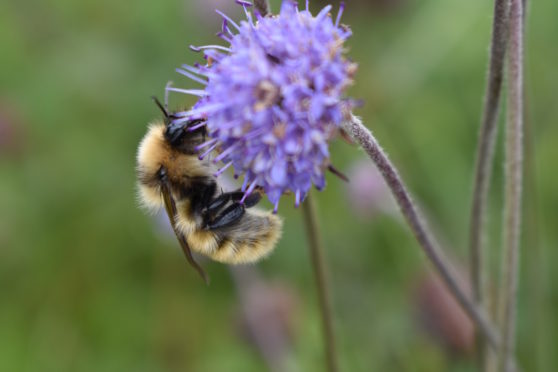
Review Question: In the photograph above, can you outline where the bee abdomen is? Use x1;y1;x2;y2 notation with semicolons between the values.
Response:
210;212;283;264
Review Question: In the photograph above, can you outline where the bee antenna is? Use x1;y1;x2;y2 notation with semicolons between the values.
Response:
151;96;169;120
328;164;350;183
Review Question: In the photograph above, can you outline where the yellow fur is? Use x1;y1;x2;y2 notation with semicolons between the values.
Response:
187;230;219;255
137;123;211;179
136;123;214;206
176;209;283;264
137;184;163;211
174;199;199;235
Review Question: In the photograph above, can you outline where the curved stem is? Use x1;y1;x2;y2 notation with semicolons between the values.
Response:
500;0;524;370
469;0;510;367
302;193;339;372
341;116;501;350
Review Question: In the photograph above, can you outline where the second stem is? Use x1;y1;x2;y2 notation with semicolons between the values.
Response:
302;193;339;372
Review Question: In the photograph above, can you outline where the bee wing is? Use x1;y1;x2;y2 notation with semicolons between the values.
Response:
160;181;210;285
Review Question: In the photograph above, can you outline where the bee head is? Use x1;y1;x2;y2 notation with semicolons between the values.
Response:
164;119;207;154
152;96;207;155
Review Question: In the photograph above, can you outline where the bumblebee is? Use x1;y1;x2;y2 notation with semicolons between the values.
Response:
136;98;282;283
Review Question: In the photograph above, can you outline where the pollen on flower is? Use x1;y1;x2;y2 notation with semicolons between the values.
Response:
254;80;280;111
169;0;357;211
272;123;287;139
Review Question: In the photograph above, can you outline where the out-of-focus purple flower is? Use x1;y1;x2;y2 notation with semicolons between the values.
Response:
413;268;475;356
346;159;397;218
230;266;299;371
0;101;26;159
170;0;357;211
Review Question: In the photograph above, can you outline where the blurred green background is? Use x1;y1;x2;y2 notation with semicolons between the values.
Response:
1;0;556;371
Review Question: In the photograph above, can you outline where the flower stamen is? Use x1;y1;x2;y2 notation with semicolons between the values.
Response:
214;161;233;177
165;87;208;97
189;44;231;53
176;68;208;85
216;10;241;31
335;2;345;28
254;80;280;111
195;138;219;152
198;142;219;160
240;181;259;204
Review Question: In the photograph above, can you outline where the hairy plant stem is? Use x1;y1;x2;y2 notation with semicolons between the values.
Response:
500;0;524;370
469;0;510;368
302;193;339;372
341;116;501;350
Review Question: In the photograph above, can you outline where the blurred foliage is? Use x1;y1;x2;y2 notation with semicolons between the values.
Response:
0;0;556;371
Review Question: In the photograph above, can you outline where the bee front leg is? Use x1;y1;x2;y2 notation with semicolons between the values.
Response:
209;186;263;210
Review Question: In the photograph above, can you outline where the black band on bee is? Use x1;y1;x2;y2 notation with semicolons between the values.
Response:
189;180;217;215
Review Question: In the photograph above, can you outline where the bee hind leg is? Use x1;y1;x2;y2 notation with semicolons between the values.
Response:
206;191;244;215
243;190;262;208
204;203;245;230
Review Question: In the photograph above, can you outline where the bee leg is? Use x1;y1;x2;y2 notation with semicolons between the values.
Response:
206;191;244;214
206;187;262;216
205;203;245;230
242;191;262;208
239;185;264;208
222;185;263;207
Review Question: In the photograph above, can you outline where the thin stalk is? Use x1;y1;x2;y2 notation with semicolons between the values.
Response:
469;0;510;368
500;0;524;370
341;116;501;350
523;99;542;371
302;193;339;372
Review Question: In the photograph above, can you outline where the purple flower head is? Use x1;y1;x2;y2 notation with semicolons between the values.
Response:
169;0;357;211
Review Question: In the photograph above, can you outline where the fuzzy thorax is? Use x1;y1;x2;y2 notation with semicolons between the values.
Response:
136;123;214;210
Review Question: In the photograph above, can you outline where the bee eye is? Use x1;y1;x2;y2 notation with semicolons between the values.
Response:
164;122;187;147
164;119;207;155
